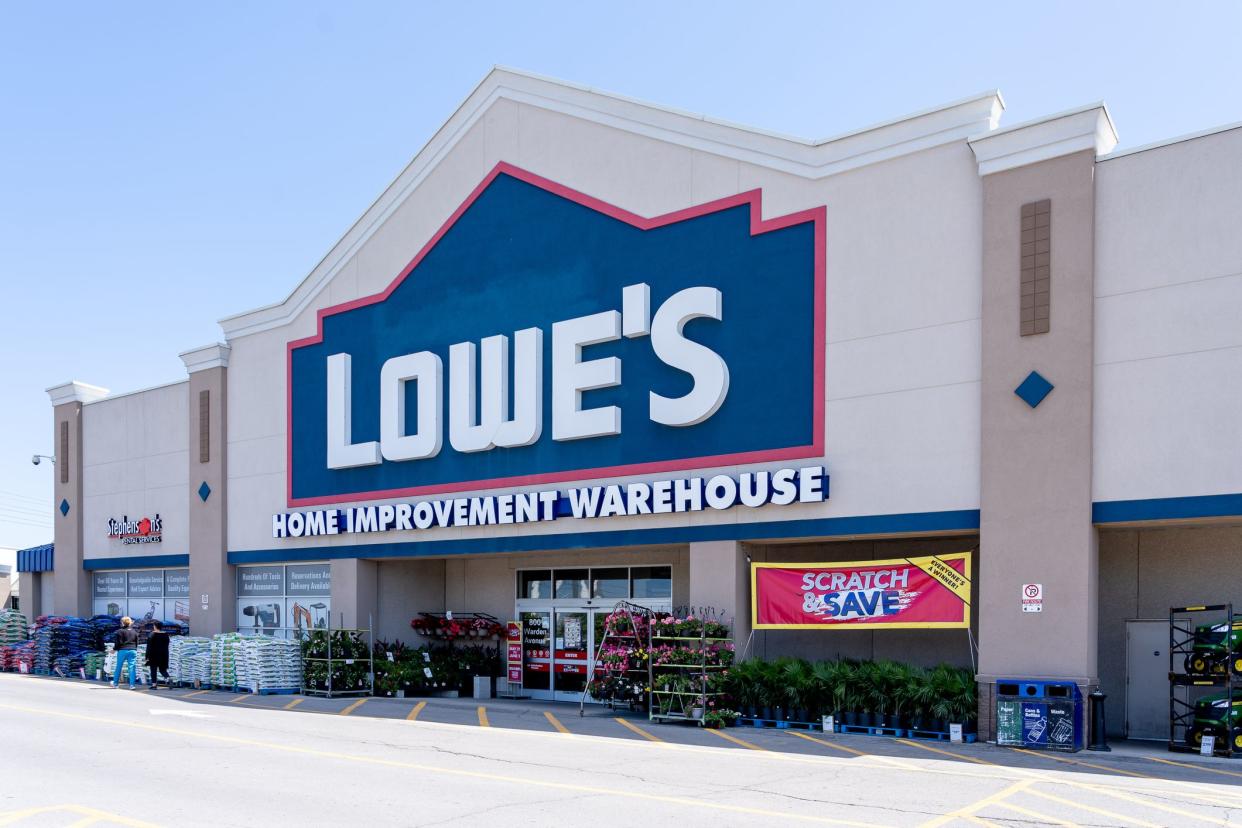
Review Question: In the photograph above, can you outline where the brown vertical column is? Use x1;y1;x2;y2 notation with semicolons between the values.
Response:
181;344;232;636
45;381;109;617
970;108;1117;740
688;541;751;652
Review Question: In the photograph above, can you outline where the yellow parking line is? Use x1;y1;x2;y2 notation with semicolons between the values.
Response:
283;697;304;710
544;711;570;733
707;728;766;751
0;806;157;828
1083;784;1233;827
920;779;1031;828
406;700;426;721
790;730;867;757
66;816;98;827
615;717;663;742
338;698;369;716
897;738;996;766
477;706;490;727
1012;748;1153;779
1026;788;1161;828
228;693;247;703
183;689;211;699
994;801;1079;827
0;701;904;827
1142;754;1242;780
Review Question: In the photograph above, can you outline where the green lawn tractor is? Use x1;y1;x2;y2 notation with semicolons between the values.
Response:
1184;618;1242;675
1186;692;1242;753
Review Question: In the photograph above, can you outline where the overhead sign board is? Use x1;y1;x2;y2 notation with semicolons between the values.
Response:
286;163;824;507
751;553;972;630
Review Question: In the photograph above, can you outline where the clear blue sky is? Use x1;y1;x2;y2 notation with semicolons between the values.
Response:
1;1;1239;549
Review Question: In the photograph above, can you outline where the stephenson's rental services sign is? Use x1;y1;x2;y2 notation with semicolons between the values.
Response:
751;553;972;630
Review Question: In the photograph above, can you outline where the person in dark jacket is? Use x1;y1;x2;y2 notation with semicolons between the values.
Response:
146;621;171;689
112;616;139;689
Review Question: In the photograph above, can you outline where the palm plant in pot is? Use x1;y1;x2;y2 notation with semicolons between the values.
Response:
781;658;813;722
809;659;847;722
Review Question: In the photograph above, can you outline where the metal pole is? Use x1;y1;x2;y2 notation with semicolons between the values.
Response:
1087;688;1111;751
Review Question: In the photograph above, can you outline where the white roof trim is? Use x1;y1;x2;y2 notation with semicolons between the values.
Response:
80;377;187;406
219;67;1004;339
46;381;109;406
969;103;1118;176
1100;119;1242;161
179;342;232;373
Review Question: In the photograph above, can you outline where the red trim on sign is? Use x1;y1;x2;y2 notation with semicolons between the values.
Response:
286;162;827;508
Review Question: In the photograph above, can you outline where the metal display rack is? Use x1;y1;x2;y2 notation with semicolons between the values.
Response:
648;622;732;727
301;614;374;699
1168;603;1242;756
579;601;653;717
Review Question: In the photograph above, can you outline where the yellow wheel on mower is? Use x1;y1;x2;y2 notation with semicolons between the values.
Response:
1191;656;1209;674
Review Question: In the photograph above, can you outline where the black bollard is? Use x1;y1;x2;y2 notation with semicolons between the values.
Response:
1088;688;1111;751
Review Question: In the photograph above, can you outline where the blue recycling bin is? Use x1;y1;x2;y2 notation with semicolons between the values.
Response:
996;679;1083;752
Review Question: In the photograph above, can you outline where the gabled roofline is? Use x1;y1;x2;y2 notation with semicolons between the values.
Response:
219;67;1004;340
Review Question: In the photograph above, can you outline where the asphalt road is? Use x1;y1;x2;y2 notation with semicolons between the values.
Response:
4;674;1242;827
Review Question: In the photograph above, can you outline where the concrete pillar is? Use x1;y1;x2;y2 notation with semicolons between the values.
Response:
23;572;43;619
182;343;232;636
46;381;108;617
688;540;751;651
969;108;1117;738
331;558;378;632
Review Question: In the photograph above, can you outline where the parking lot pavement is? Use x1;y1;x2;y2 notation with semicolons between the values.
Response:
7;673;1242;827
136;680;1242;783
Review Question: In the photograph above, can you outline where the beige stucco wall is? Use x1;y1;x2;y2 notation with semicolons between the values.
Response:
1094;126;1242;503
225;92;984;556
82;382;189;562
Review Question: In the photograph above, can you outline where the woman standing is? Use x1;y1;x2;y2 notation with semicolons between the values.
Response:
112;616;139;689
146;620;171;689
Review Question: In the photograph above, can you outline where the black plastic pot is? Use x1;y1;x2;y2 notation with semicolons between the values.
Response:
761;706;773;721
795;708;808;723
865;712;880;728
911;715;926;731
744;704;757;718
843;711;858;726
931;718;946;733
773;706;786;722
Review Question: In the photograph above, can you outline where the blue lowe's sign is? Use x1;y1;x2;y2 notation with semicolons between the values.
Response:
286;163;825;507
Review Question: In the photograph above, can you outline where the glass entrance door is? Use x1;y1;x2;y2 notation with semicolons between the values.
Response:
520;610;552;696
552;609;591;702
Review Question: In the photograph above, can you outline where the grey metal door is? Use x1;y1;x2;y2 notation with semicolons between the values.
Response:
1126;620;1168;740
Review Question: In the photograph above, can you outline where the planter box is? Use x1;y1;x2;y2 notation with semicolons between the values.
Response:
472;675;493;699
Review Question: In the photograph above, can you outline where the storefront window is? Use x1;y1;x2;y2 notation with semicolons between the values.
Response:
91;569;190;625
554;569;589;599
236;563;330;637
519;570;552;600
591;568;628;599
631;566;672;599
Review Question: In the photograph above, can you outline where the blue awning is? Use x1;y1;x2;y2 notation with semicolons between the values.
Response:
17;543;53;573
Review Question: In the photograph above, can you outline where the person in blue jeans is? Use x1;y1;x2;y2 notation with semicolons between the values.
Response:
112;616;140;689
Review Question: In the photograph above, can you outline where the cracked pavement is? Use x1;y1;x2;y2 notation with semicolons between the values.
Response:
4;674;1242;827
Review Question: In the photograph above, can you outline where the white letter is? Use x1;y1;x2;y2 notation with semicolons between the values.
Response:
272;513;288;538
704;475;737;510
326;353;380;469
622;283;650;338
771;468;797;505
552;310;621;441
380;352;443;461
649;287;729;427
494;328;543;448
448;341;493;453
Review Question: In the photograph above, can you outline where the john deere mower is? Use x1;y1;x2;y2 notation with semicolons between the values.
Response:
1186;692;1242;753
1183;618;1242;675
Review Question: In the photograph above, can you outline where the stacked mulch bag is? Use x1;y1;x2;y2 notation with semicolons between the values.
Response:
210;633;244;688
0;609;29;645
1;640;35;672
169;636;212;686
237;636;301;693
32;616;98;674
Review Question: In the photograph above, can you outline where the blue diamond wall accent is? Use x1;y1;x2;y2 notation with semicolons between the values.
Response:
198;481;212;502
1015;371;1054;408
59;498;70;516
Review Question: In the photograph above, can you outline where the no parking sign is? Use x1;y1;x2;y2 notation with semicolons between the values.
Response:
1022;583;1043;613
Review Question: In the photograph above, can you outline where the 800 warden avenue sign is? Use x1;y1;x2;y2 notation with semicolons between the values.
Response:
278;163;826;530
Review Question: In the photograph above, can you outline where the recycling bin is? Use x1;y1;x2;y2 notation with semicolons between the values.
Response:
996;679;1083;752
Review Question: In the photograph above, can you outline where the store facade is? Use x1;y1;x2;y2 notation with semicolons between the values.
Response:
35;69;1242;737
